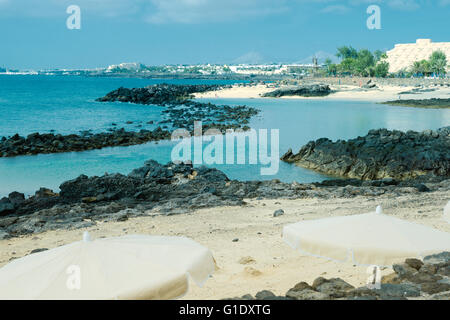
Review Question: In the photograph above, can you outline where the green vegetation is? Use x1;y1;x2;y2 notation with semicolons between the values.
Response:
326;46;389;77
288;66;308;74
145;66;171;73
411;50;447;76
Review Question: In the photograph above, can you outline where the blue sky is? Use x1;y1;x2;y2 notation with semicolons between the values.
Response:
0;0;449;69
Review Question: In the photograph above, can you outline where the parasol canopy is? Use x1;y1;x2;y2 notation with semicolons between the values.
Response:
444;200;450;223
0;233;215;300
283;206;450;266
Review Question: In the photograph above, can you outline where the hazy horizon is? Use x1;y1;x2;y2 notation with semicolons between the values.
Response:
1;0;449;70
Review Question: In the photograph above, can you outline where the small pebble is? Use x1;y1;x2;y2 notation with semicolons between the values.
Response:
273;209;285;217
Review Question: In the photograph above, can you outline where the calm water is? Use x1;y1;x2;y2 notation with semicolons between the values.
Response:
1;75;449;197
0;75;242;136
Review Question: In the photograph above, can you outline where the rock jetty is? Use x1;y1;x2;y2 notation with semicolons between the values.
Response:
262;84;331;97
96;83;223;105
225;252;450;300
281;127;450;180
1;160;449;238
0;128;171;158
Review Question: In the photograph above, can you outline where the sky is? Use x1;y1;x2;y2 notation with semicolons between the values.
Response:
0;0;449;70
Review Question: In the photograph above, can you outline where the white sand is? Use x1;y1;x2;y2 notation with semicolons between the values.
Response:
1;191;448;300
194;83;450;103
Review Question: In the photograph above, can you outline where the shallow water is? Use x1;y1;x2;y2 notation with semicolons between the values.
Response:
0;76;449;197
0;75;242;136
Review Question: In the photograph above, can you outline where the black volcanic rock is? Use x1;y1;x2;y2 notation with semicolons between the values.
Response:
0;198;15;216
383;98;450;109
0;128;171;158
1;159;449;237
96;83;223;105
97;83;259;134
226;252;450;300
281;127;450;180
262;84;331;97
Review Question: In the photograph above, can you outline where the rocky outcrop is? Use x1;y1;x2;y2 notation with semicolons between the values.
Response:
0;161;234;236
96;83;224;105
0;128;171;158
159;101;258;133
262;84;331;97
225;252;450;300
361;79;377;89
97;84;259;134
383;98;450;109
281;127;450;180
379;252;450;298
1;160;449;238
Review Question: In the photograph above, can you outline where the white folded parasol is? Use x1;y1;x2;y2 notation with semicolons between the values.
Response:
283;206;450;266
444;200;450;223
0;233;215;300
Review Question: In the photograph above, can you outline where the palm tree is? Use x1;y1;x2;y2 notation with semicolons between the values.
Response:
373;50;387;61
429;50;447;75
336;46;358;60
411;61;422;75
354;49;375;76
411;60;431;76
432;58;447;75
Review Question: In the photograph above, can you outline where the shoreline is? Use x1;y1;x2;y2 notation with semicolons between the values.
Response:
1;154;448;238
194;81;450;104
3;81;449;159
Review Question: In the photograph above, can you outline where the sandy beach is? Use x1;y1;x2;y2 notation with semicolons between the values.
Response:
194;82;450;103
1;189;448;300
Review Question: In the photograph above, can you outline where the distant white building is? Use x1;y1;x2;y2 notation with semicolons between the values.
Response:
386;39;450;73
229;64;284;75
106;62;147;72
228;64;318;75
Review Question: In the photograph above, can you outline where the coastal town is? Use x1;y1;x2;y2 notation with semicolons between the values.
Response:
2;39;449;80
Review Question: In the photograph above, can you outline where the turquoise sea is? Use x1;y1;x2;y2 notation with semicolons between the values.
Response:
0;75;449;197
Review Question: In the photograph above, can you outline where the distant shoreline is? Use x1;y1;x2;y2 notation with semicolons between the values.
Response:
194;78;450;105
381;98;450;109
